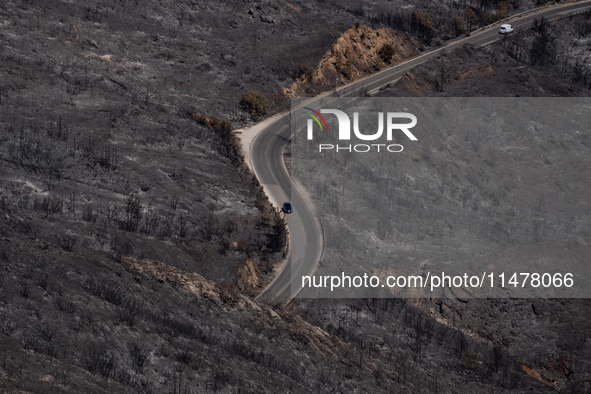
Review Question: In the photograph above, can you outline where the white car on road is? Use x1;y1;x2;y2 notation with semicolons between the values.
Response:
499;24;514;34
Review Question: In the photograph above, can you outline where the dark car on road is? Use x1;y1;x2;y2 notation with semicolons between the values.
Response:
282;202;292;214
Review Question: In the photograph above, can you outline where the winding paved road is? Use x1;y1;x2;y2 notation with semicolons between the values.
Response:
251;0;591;304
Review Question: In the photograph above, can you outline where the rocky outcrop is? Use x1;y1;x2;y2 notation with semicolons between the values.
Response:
517;356;570;390
284;24;421;96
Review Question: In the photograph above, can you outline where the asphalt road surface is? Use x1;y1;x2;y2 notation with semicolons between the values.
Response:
253;0;591;304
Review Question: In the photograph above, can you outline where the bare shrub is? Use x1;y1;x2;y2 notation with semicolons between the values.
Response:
222;218;237;237
190;112;242;165
82;203;98;222
34;273;49;291
209;368;233;392
129;342;149;373
47;116;70;142
201;209;218;241
96;146;117;170
56;297;76;314
573;11;591;38
218;238;231;255
116;297;142;326
456;331;468;359
22;326;60;359
83;276;123;305
53;367;72;388
529;17;558;67
110;234;133;261
18;281;30;298
33;196;62;214
176;214;187;238
268;208;288;252
176;350;194;366
0;315;17;335
14;218;38;238
1;351;23;379
56;231;77;252
82;343;116;379
169;193;178;210
121;193;142;232
257;291;276;306
38;322;57;342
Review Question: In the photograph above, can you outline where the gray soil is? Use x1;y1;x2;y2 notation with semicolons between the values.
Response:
293;13;591;394
1;0;590;392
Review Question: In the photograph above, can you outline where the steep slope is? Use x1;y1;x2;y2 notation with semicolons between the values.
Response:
285;24;421;97
0;243;533;393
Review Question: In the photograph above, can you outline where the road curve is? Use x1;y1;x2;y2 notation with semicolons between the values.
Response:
252;0;591;305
